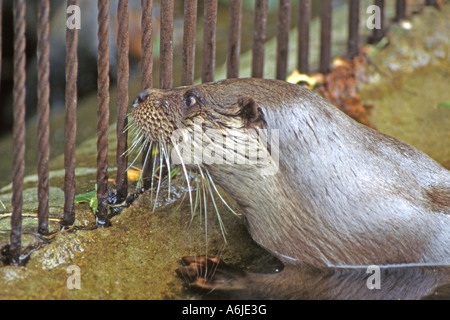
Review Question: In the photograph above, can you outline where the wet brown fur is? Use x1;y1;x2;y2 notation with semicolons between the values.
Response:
131;78;450;269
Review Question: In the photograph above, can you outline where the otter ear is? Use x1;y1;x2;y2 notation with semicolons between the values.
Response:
238;97;267;129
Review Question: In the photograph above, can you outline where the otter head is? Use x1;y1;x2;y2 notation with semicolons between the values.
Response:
130;81;272;174
131;82;267;147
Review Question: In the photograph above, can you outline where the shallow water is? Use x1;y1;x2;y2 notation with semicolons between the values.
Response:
193;263;450;300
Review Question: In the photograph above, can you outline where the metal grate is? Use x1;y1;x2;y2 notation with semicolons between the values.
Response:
1;0;427;265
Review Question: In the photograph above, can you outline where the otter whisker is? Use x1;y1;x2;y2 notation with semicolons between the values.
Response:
124;116;140;135
149;143;159;204
128;125;144;142
206;175;228;243
205;169;238;216
125;138;151;174
159;136;172;200
152;139;164;212
206;245;227;284
192;175;200;216
130;134;148;158
177;175;193;218
201;170;209;268
171;142;194;215
199;176;206;223
139;141;154;192
195;164;227;268
123;125;146;158
208;184;227;243
197;164;227;243
186;178;199;229
123;138;140;157
123;114;136;133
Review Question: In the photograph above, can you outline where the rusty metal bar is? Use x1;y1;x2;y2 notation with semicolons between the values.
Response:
227;0;242;79
251;0;268;78
319;0;332;74
347;0;360;58
141;0;153;90
116;0;129;203
181;0;197;86
202;0;218;83
369;0;385;43
10;0;26;264
37;0;50;235
0;0;2;95
160;0;174;89
276;0;291;80
395;0;406;22
140;0;153;190
297;0;311;74
96;0;110;227
63;0;79;228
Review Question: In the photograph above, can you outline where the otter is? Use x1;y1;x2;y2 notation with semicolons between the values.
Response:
130;78;450;297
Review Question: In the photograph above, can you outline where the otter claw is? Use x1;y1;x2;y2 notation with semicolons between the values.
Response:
176;256;221;280
176;255;236;291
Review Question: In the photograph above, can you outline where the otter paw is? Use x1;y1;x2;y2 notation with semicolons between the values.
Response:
176;255;246;292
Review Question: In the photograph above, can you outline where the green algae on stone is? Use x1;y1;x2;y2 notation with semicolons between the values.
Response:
361;6;450;165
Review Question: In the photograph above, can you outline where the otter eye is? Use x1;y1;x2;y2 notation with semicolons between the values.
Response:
184;91;200;109
187;95;197;108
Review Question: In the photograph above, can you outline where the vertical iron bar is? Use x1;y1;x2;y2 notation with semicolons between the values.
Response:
37;0;50;235
251;0;268;78
276;0;290;80
141;0;153;90
160;0;174;89
347;0;360;58
63;0;79;228
140;0;153;190
369;0;385;43
395;0;406;22
10;0;26;264
156;0;174;189
202;0;218;83
298;0;311;74
96;0;110;227
116;0;129;202
181;0;198;86
319;0;332;74
0;0;2;95
227;0;242;79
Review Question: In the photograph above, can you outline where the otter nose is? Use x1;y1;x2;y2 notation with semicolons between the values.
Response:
133;91;149;106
